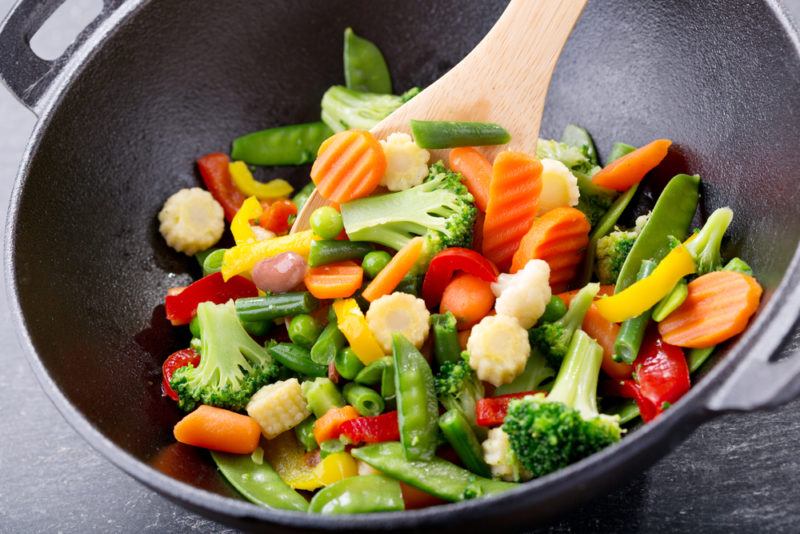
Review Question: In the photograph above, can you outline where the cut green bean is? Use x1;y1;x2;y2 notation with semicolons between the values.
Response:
235;292;319;323
432;312;461;366
308;240;374;267
344;382;385;417
308;474;404;514
200;248;226;276
410;120;511;149
302;378;345;418
438;409;491;477
320;439;346;459
561;124;599;166
381;358;396;402
614;260;657;364
311;320;347;365
334;347;365;380
354;356;391;386
268;343;327;377
652;279;688;322
231;121;333;166
538;296;568;325
343;27;392;94
688;346;716;373
294;416;318;452
194;248;216;271
607;142;637;163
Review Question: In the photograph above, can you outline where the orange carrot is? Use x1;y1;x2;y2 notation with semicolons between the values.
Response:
304;260;364;299
449;147;491;212
173;405;261;454
511;206;590;292
310;130;386;203
440;273;495;329
361;237;424;302
313;405;359;444
457;329;472;351
481;151;543;271
591;139;672;191
472;210;485;252
658;271;762;348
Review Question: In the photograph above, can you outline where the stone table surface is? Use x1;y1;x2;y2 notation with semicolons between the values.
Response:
1;1;799;532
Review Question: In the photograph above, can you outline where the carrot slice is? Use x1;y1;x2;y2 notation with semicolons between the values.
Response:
310;130;386;203
449;147;492;212
304;260;364;299
471;210;485;252
313;405;360;444
361;237;424;302
440;273;496;329
511;206;590;292
481;151;543;271
591;139;671;191
658;271;762;348
173;405;261;454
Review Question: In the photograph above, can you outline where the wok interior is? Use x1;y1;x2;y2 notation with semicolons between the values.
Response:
11;0;800;506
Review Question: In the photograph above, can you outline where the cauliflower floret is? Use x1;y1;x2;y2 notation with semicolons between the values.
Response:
491;259;552;329
537;158;580;215
467;315;529;386
379;132;430;191
158;187;224;255
482;427;532;482
246;378;310;439
366;292;430;353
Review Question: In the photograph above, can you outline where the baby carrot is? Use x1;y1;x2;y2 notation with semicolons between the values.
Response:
310;130;386;203
591;139;671;191
361;237;424;302
440;273;496;329
173;405;261;454
448;147;492;212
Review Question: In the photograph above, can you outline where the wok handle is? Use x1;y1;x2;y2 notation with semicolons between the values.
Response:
0;0;124;113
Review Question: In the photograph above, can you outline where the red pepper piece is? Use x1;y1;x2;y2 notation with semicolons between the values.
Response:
164;272;258;325
259;199;298;235
161;348;200;401
421;248;499;307
197;153;246;221
475;391;541;427
339;411;400;443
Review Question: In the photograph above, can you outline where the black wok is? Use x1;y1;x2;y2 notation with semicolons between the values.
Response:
3;0;800;531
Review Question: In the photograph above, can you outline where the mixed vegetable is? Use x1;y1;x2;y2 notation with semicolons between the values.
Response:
156;29;763;514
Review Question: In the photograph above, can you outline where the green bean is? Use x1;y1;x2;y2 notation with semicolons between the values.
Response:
343;28;392;94
606;399;641;425
308;240;374;267
308;474;404;514
652;279;688;322
288;314;323;348
211;450;308;511
352;442;516;502
294;416;318;452
344;382;385;417
292;182;316;213
432;312;461;366
538;296;568;325
410;120;511;149
268;343;327;377
231;121;333;166
381;358;396;403
438;409;491;477
561;124;598;166
311;320;346;365
189;315;201;338
334;347;364;380
302;378;345;418
615;174;700;291
354;356;390;386
320;439;346;459
392;333;438;460
688;346;716;373
241;319;272;337
614;260;657;364
607;142;636;163
235;292;319;323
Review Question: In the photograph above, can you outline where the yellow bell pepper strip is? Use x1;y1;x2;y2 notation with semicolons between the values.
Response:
262;431;323;490
222;230;315;281
596;245;696;323
313;451;359;486
230;196;263;245
229;160;294;200
333;298;385;364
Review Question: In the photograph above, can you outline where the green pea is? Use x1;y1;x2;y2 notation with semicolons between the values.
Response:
189;315;201;338
241;319;272;338
361;250;391;279
334;347;365;380
288;314;323;348
310;206;344;240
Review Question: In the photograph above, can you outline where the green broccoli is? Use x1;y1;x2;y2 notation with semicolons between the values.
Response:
494;349;555;396
502;330;621;479
595;213;650;284
684;207;733;275
435;356;485;432
170;301;279;411
320;85;420;132
529;283;600;369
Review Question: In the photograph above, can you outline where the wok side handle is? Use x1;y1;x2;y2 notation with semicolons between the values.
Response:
0;0;121;113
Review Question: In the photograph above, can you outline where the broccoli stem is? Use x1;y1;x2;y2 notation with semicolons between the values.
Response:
547;330;604;418
685;207;733;274
494;350;555;396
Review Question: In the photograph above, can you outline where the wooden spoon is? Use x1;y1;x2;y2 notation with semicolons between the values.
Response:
292;0;587;232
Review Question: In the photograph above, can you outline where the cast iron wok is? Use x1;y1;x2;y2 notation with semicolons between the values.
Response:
3;0;800;530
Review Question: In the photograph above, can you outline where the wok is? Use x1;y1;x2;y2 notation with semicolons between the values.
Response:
3;0;800;530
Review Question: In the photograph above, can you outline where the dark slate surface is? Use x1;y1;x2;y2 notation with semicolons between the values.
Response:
1;1;799;532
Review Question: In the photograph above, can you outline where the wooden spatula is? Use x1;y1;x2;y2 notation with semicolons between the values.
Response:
292;0;587;232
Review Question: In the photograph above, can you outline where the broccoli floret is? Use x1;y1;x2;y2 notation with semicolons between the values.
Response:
502;330;621;479
685;207;733;275
595;213;650;284
341;162;477;259
435;356;485;431
320;85;420;132
529;283;600;368
170;301;279;411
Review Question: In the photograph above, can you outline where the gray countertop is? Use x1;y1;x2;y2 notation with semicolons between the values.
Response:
1;1;799;532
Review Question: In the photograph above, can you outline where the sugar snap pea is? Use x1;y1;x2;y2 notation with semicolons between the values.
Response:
311;319;347;365
268;343;327;377
561;124;599;166
607;142;636;163
613;260;657;364
231;121;333;166
334;347;365;380
308;240;374;267
355;356;391;386
438;409;492;477
410;120;511;149
432;312;461;366
343;28;392;94
308;474;404;514
393;334;438;460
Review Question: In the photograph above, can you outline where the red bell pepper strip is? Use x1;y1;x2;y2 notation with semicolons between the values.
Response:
339;411;400;443
475;391;541;427
259;199;298;234
164;272;258;325
162;348;200;401
197;153;246;221
421;248;499;307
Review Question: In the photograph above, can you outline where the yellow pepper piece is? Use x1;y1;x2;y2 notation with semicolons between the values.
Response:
596;245;696;323
229;160;293;200
230;196;263;246
222;230;315;281
313;451;358;486
262;432;322;490
333;299;385;364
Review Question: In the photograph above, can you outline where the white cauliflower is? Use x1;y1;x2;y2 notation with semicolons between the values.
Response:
379;132;430;191
158;187;224;255
491;259;552;329
246;378;310;439
536;158;580;215
467;315;529;386
366;292;430;353
482;427;532;482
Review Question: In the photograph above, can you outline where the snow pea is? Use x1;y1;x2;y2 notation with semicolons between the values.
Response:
268;343;327;377
308;240;374;267
410;120;511;149
392;334;439;460
211;450;309;511
354;356;391;386
343;28;392;94
308;474;404;514
615;174;700;292
561;124;598;166
438;409;491;478
614;259;657;364
231;121;333;166
607;142;636;163
351;442;517;502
